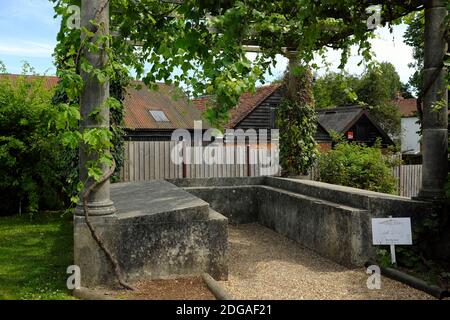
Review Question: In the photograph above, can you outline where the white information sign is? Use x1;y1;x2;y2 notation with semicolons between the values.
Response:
371;217;412;245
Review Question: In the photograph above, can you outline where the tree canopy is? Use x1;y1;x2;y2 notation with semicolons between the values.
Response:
313;62;405;139
51;0;426;127
404;10;424;97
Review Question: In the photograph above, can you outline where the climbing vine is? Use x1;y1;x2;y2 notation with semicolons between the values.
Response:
276;65;318;176
48;0;433;288
50;0;427;184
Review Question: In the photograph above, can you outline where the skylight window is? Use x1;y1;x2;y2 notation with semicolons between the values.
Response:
149;110;169;122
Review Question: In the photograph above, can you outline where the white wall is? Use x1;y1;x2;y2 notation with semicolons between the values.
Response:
401;117;421;153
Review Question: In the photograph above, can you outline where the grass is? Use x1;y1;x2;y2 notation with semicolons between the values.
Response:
0;212;74;300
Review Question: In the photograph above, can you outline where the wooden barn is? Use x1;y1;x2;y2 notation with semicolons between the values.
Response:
194;84;332;149
317;106;394;147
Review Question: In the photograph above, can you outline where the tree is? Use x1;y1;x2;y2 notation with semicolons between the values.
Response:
404;11;425;97
357;62;402;105
313;72;359;109
356;62;403;139
313;62;403;140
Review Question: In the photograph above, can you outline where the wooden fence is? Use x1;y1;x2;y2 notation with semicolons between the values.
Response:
308;164;423;198
120;141;422;198
392;164;422;197
119;141;280;182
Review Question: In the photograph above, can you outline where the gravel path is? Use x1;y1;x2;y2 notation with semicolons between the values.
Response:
220;224;434;300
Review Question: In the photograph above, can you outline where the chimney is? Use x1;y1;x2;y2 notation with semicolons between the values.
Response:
395;91;404;101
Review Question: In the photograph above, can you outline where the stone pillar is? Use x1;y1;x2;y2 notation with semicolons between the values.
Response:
418;0;448;200
75;0;116;216
285;51;299;94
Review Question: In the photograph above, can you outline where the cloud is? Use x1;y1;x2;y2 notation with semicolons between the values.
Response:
0;40;54;57
247;24;415;84
312;24;414;83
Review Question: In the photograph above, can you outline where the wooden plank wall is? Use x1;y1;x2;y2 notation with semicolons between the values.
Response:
391;164;422;198
120;141;280;181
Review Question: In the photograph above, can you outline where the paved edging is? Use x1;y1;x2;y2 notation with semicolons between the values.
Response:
202;273;234;300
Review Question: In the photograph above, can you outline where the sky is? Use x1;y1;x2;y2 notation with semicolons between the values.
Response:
0;0;416;84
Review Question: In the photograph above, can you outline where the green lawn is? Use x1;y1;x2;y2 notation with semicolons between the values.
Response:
0;212;74;300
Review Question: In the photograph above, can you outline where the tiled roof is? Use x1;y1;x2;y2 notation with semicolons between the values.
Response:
193;84;282;128
317;105;394;145
393;98;419;118
1;74;204;130
123;82;205;130
317;106;365;134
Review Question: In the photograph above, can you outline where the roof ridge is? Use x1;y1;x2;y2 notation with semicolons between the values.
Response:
317;105;366;112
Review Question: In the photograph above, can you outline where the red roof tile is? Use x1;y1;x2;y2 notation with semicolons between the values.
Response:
393;98;419;118
1;74;59;91
123;82;205;130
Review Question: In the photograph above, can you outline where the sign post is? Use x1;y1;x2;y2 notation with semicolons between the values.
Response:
371;216;412;265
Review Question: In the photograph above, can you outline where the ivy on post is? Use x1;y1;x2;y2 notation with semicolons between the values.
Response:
75;0;117;216
277;51;318;177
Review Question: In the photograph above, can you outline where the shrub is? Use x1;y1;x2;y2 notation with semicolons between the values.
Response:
317;139;399;194
0;72;78;215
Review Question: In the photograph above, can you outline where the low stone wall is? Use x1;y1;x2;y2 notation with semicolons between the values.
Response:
257;186;371;266
118;209;227;281
184;186;259;224
75;177;435;287
74;181;228;287
172;177;435;267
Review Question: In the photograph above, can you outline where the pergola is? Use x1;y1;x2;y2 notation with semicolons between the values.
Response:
76;0;448;218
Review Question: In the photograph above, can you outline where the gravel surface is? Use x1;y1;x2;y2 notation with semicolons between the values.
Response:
221;224;434;300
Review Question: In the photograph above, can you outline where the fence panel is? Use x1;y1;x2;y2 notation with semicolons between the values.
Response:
120;141;280;182
396;164;422;197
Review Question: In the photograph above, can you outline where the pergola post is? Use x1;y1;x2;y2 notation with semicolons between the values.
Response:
418;0;448;200
284;50;301;98
75;0;116;216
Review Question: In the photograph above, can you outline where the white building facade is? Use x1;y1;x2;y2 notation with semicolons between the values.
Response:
401;117;421;154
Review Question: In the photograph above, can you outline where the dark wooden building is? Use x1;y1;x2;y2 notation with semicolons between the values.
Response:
317;106;394;147
194;84;332;149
